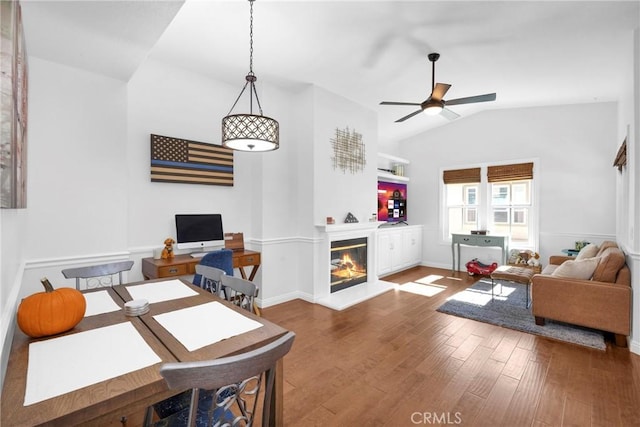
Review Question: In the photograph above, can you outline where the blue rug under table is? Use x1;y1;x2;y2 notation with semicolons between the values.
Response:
436;278;606;351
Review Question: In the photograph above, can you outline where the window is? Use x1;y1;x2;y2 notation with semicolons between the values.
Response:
443;162;536;248
489;180;532;244
442;168;481;235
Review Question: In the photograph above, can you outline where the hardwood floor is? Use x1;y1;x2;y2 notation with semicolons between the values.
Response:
261;266;640;427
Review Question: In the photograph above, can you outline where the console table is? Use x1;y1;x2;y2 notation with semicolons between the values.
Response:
451;234;507;272
142;250;261;281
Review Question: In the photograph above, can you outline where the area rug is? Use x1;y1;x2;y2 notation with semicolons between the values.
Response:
436;278;606;350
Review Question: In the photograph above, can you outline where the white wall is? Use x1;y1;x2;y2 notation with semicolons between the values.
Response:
0;209;27;388
616;27;640;353
127;58;254;252
399;102;618;268
311;86;378;227
19;58;130;296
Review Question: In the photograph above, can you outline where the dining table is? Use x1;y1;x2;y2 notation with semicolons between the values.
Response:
0;278;289;426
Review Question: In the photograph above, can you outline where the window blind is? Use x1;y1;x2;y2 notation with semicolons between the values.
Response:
442;167;481;184
487;162;533;182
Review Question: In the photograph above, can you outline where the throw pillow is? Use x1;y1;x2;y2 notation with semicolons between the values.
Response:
575;243;599;260
592;249;626;282
551;258;599;280
596;241;618;257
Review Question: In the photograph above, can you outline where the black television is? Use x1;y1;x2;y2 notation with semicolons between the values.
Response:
175;214;224;251
377;181;407;223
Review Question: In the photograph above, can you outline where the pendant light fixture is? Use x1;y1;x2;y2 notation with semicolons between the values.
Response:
222;0;279;152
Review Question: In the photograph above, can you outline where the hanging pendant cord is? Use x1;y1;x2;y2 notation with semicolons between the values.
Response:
226;0;264;116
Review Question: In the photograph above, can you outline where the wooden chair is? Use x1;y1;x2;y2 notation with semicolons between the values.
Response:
194;264;226;294
61;260;134;290
144;331;295;427
219;275;259;314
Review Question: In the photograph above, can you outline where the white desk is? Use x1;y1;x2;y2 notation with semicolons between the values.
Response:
451;234;507;272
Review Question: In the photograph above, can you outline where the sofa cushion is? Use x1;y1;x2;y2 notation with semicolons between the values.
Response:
592;248;626;282
596;241;618;257
575;243;599;260
551;258;599;280
541;264;558;275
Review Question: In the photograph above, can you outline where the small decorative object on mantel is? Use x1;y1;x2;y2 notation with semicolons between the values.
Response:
161;237;175;259
326;217;335;225
330;127;366;174
150;134;234;186
344;212;359;223
613;137;626;172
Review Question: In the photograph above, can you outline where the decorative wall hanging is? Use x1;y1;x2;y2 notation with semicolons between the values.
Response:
330;127;366;174
1;1;28;208
613;138;626;172
150;134;234;186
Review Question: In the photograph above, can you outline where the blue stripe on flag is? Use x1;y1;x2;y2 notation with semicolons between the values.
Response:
151;159;233;173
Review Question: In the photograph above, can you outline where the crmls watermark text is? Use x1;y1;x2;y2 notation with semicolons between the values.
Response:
411;412;463;425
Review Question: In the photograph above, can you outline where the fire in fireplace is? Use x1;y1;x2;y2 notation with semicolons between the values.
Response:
330;237;367;292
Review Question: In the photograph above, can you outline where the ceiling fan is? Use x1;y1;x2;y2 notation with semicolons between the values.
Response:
380;53;496;122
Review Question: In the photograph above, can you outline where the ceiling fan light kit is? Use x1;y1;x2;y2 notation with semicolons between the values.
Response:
422;99;444;115
380;52;496;123
222;0;279;152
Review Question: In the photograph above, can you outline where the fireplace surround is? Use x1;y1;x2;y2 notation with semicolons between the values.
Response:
314;222;395;310
330;237;368;292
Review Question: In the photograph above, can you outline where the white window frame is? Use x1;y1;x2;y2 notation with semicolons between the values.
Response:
440;160;539;251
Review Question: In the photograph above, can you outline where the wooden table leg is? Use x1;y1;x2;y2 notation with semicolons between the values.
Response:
269;358;283;427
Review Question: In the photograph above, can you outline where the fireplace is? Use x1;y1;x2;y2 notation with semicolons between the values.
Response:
330;237;368;292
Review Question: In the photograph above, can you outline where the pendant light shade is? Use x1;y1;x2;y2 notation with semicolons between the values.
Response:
221;0;279;152
222;114;279;151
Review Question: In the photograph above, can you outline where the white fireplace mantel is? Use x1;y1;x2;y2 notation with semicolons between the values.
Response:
313;221;395;310
315;221;385;234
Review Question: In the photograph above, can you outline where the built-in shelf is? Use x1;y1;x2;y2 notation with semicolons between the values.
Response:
377;152;410;182
378;152;410;165
377;171;410;182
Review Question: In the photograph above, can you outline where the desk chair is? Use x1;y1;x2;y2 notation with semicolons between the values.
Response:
145;331;295;427
194;265;226;294
61;260;134;290
219;275;259;314
193;249;234;287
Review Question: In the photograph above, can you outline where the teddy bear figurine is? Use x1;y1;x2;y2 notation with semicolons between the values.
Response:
161;237;176;259
527;252;541;267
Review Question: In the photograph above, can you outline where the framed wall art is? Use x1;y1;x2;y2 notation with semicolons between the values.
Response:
1;0;28;208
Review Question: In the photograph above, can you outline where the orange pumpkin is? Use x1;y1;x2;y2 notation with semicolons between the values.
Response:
17;278;86;338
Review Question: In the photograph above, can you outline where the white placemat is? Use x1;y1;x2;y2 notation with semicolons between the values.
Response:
83;290;121;316
153;301;263;351
24;322;161;406
126;279;198;304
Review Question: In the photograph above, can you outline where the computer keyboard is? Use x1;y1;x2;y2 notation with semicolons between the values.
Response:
189;252;207;258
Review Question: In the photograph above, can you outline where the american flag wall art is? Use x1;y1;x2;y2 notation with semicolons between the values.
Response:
150;134;234;186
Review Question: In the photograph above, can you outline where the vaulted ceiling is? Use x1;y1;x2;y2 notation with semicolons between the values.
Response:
20;0;640;146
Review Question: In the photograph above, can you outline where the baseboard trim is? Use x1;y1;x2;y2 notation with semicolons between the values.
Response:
259;290;314;308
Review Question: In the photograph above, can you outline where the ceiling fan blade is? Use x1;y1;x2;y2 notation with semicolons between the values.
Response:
395;109;423;123
380;101;421;106
446;93;496;106
440;107;460;121
431;83;451;101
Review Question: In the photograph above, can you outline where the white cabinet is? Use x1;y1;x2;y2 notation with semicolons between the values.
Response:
402;227;423;267
377;225;423;277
